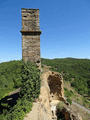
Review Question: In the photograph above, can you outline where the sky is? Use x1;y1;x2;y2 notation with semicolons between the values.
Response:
0;0;90;62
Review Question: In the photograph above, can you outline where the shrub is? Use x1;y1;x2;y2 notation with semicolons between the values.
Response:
6;61;41;120
64;88;73;98
67;97;72;105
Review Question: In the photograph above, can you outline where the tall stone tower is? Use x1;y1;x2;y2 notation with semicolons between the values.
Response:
21;8;41;67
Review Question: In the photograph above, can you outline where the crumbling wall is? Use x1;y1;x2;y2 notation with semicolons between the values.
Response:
56;107;82;120
24;70;82;120
48;72;64;100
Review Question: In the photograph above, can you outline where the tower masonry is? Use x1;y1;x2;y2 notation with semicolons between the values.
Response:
21;8;41;67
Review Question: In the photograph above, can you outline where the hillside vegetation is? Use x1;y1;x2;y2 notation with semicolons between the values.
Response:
0;58;90;120
0;61;40;120
0;60;23;100
41;58;90;108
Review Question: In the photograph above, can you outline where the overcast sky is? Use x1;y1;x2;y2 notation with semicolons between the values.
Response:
0;0;90;62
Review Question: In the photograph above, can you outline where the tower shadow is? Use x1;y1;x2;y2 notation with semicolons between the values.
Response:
0;91;19;114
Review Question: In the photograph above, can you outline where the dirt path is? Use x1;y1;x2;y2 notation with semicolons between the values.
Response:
24;71;53;120
72;101;90;114
24;102;40;120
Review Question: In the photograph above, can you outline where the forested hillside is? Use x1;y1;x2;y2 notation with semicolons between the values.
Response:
0;61;23;100
42;58;90;96
42;58;90;108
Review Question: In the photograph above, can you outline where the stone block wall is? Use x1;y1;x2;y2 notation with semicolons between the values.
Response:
21;8;41;68
21;9;40;31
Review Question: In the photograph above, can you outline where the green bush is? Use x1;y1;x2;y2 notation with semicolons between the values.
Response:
64;88;74;98
67;97;72;105
6;99;32;120
5;61;41;120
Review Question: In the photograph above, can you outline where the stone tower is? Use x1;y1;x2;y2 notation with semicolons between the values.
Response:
21;8;41;67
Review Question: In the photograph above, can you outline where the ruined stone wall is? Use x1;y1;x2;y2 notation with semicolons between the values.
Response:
21;8;41;67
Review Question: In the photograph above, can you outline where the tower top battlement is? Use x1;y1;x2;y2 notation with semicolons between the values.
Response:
21;8;41;33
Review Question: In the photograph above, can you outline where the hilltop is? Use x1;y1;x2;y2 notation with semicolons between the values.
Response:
0;58;90;120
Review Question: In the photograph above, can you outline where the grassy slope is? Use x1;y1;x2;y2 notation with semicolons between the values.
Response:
41;58;90;108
